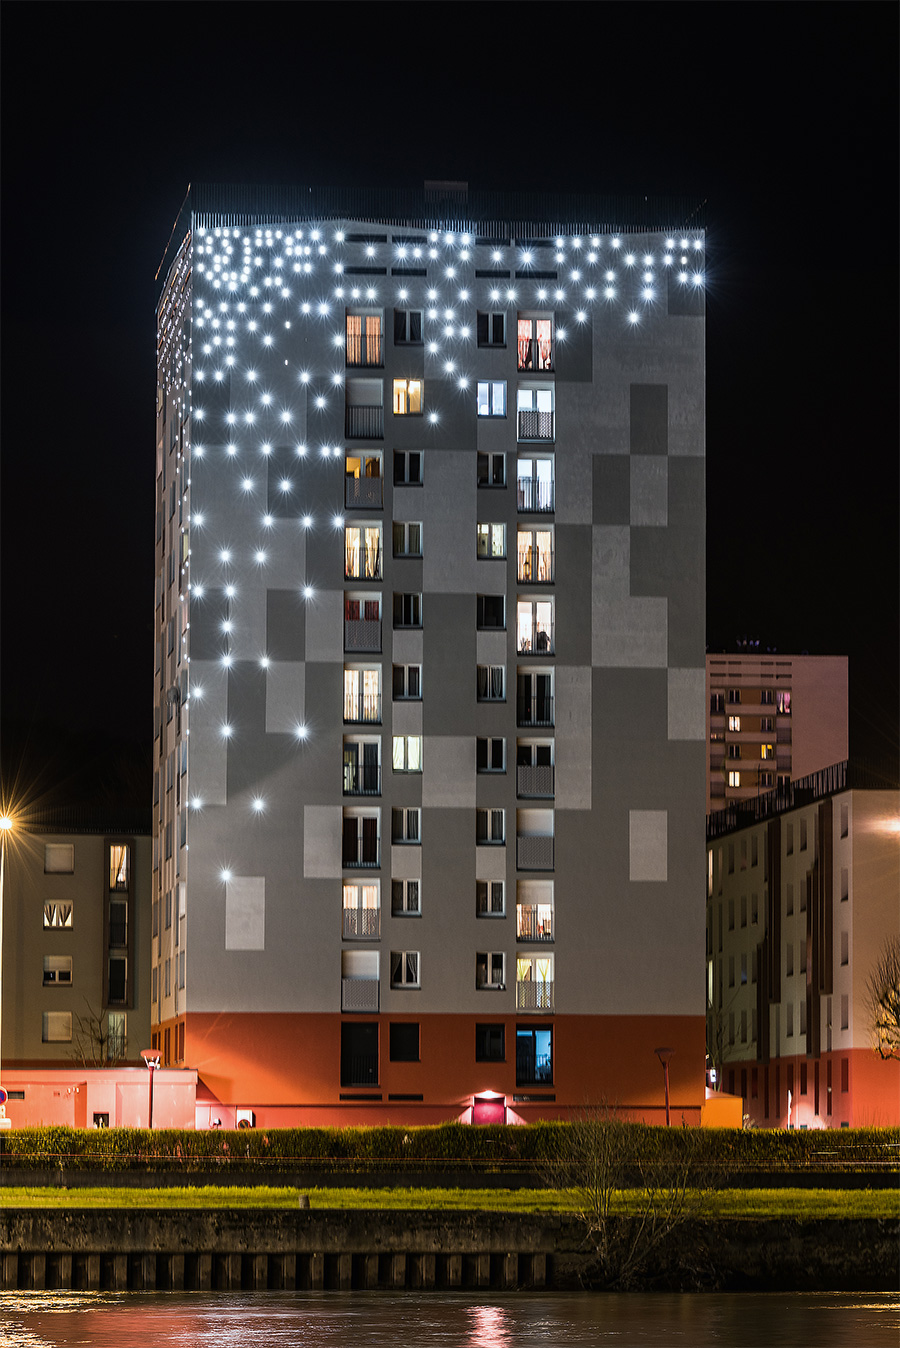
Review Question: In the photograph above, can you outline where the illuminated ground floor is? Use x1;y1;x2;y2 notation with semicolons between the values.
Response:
717;1048;899;1129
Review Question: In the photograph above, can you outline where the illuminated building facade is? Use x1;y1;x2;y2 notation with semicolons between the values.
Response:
706;653;848;814
707;768;900;1127
154;186;707;1125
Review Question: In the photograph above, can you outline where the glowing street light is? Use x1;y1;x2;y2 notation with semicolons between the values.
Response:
0;813;16;1124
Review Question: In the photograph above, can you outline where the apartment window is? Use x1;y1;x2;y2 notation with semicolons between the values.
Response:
751;836;759;867
43;902;73;929
392;663;422;700
728;744;741;760
517;316;553;372
517;386;554;441
477;664;505;702
786;1003;794;1037
477;451;506;488
800;818;808;851
740;895;747;928
760;770;774;788
760;716;774;732
393;592;422;628
152;966;158;1004
800;939;807;973
476;952;506;990
517;670;553;727
477;594;505;629
477;523;506;559
393;522;422;557
751;893;758;925
389;1022;419;1062
393;450;423;486
390;951;420;988
800;1001;807;1036
516;455;554;512
728;771;741;787
728;689;741;705
740;953;748;985
109;899;127;948
345;311;383;367
42;1011;73;1043
517;879;554;942
342;882;381;940
477;880;506;916
393;378;423;415
345;378;384;439
517;598;553;655
777;691;791;714
516;1025;552;1085
393;309;423;345
475;1023;505;1061
477;381;507;417
840;931;849;966
391;808;421;845
517;528;553;583
761;744;775;760
341;1022;378;1088
345;451;383;508
786;881;794;915
787;824;795;856
109;845;130;891
728;955;735;988
344;524;382;580
840;867;849;901
43;955;73;986
391;879;420;916
477;311;506;346
44;844;74;874
108;956;127;1004
477;738;506;773
477;808;505;845
108;1011;127;1060
728;716;741;732
344;667;381;724
710;692;724;713
800;1062;807;1095
841;996;849;1032
840;804;849;838
727;844;735;875
342;812;381;868
392;735;422;773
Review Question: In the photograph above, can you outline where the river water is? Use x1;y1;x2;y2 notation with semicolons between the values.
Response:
0;1291;897;1347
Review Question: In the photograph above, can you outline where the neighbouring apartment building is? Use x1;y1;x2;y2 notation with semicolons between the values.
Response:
153;184;707;1125
707;765;900;1128
706;653;848;814
1;808;152;1074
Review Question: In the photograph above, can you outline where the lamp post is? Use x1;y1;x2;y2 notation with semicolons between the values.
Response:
141;1049;160;1129
654;1046;675;1126
0;815;15;1104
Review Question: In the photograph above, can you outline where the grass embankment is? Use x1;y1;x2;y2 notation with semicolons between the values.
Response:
1;1186;896;1219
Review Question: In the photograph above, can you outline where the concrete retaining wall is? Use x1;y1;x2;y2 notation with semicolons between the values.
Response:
0;1209;896;1292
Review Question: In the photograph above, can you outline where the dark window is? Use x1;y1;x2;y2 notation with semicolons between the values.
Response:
108;956;127;1004
393;663;422;700
394;309;423;344
394;451;423;486
477;451;506;487
476;1023;505;1061
477;595;505;629
477;312;506;346
516;1025;552;1086
477;738;505;772
389;1022;420;1062
341;1021;378;1087
393;593;422;628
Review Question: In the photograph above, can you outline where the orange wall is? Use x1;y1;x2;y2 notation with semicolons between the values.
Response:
724;1049;899;1129
168;1011;706;1123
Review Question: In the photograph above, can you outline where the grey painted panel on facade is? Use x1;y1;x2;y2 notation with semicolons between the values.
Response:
225;876;266;950
266;590;306;661
265;661;306;734
630;458;668;527
667;667;706;741
555;665;592;809
303;805;341;878
305;590;343;662
424;452;478;593
630;384;668;456
422;736;476;808
189;661;228;805
629;810;668;881
592;455;630;525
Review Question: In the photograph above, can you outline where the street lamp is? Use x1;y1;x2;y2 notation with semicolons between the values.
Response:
654;1046;675;1127
141;1049;160;1129
0;814;15;1106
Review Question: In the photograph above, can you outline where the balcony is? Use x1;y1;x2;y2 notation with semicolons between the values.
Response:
516;979;554;1011
345;406;384;440
517;622;554;656
341;978;380;1012
517;478;555;513
344;619;382;653
345;333;383;369
343;764;381;797
517;548;554;584
517;409;554;441
517;905;554;942
342;840;381;870
344;692;381;725
517;695;554;728
345;476;383;509
517;764;554;798
517;835;555;870
342;908;381;940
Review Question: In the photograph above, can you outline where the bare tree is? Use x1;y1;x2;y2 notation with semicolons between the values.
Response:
867;934;900;1060
549;1107;715;1289
70;1000;127;1068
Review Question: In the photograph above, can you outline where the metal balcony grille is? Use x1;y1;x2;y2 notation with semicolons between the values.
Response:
516;764;554;798
341;979;380;1012
345;406;384;439
344;619;382;653
517;409;554;441
517;479;555;513
343;693;382;724
516;980;554;1011
345;476;383;509
516;695;554;727
342;908;381;939
343;764;382;796
517;835;555;870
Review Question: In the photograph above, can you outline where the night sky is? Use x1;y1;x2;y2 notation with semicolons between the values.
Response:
2;4;897;808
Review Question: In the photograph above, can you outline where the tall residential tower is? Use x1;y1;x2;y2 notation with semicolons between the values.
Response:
154;187;707;1125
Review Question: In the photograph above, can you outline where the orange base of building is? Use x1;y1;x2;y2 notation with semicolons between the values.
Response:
718;1048;900;1129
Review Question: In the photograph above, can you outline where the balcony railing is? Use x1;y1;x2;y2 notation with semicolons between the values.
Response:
517;695;554;728
517;906;554;941
344;692;381;724
517;623;554;656
345;556;382;581
517;479;555;513
343;764;382;796
342;908;381;940
517;835;555;870
517;409;554;441
517;764;554;798
516;979;554;1011
342;840;381;869
345;334;383;368
345;406;384;439
517;549;554;583
344;619;382;653
341;978;380;1012
345;476;383;509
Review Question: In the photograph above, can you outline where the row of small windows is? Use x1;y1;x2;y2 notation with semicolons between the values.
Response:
342;879;553;932
343;379;555;438
344;310;554;371
42;843;130;888
341;1022;553;1087
341;952;554;999
342;522;553;571
710;690;792;713
346;450;555;506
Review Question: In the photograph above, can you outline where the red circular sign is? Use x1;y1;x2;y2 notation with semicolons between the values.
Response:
0;1089;8;1105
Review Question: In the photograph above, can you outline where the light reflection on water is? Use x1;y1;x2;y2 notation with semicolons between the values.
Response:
0;1291;897;1348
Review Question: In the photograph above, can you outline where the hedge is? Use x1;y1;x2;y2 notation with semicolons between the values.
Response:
1;1123;896;1174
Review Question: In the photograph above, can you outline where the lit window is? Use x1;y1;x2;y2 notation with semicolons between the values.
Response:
392;736;422;773
43;955;73;986
345;311;383;367
477;381;506;417
393;378;423;415
109;844;130;890
43;902;73;929
517;316;553;371
728;771;741;787
516;1025;552;1083
477;523;506;558
761;744;774;760
390;950;420;988
728;716;741;732
344;524;382;579
777;691;792;715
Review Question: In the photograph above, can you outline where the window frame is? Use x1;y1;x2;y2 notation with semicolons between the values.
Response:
392;663;422;701
391;878;421;916
393;309;423;345
390;950;421;989
392;378;424;415
476;807;506;846
392;521;423;557
393;450;423;486
476;951;506;990
476;380;507;418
